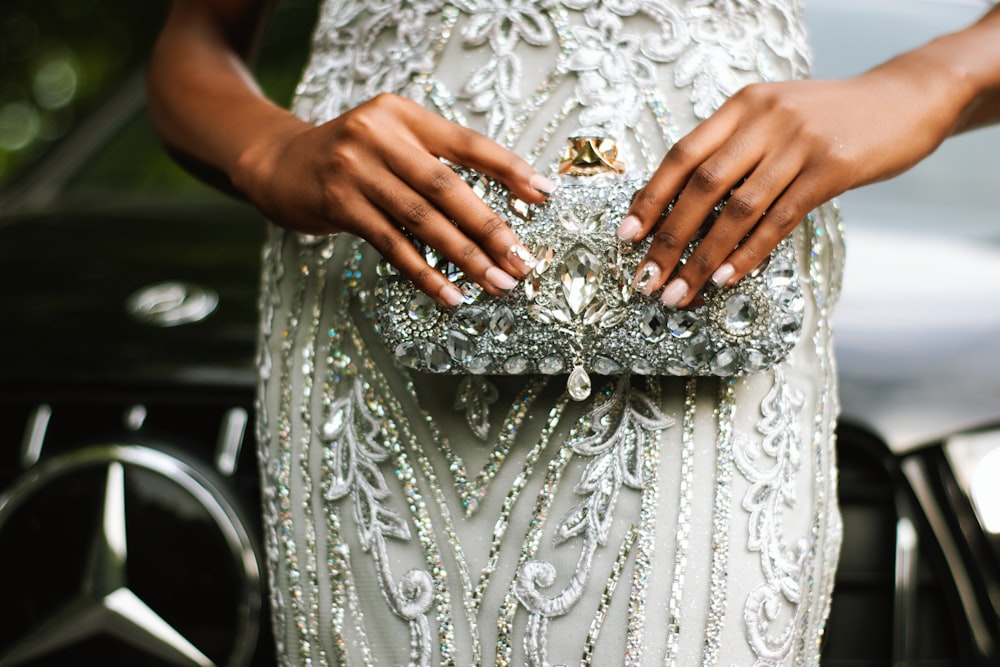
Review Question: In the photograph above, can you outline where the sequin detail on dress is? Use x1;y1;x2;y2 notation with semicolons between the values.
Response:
256;0;843;664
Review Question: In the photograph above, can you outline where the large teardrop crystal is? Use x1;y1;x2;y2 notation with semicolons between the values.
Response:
567;364;592;401
560;245;601;314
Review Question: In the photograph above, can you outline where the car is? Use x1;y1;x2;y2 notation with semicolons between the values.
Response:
1;1;998;665
808;1;1000;664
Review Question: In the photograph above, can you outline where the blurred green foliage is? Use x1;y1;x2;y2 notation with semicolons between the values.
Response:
0;0;170;185
0;0;317;192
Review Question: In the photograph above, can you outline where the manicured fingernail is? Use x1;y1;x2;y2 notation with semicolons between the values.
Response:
439;284;465;307
617;215;642;242
660;279;688;309
486;266;519;291
710;263;735;288
530;174;557;195
633;262;660;296
509;243;537;269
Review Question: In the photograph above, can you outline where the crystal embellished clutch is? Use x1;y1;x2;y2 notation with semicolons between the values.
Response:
373;137;804;400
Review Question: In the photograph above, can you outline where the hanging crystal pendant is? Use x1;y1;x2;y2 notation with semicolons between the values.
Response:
567;364;592;401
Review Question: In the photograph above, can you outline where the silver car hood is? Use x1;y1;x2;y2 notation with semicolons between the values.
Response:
834;214;1000;454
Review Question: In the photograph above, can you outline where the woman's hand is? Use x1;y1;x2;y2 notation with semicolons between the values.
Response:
619;72;958;308
619;4;1000;309
235;93;553;307
147;1;552;308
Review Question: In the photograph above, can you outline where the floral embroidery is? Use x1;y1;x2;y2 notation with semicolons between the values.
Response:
293;0;812;148
256;0;845;664
322;379;435;665
515;378;673;666
736;366;809;665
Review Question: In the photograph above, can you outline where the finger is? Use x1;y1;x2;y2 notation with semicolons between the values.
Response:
398;99;555;202
382;146;538;280
632;139;762;298
618;105;743;244
444;126;556;201
715;174;820;285
659;157;799;304
367;168;523;297
345;197;468;308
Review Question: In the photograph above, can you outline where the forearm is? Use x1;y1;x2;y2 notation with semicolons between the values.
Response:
950;5;1000;133
146;0;309;195
865;5;1000;137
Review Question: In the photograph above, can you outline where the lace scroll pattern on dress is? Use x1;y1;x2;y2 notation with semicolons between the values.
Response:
255;0;844;664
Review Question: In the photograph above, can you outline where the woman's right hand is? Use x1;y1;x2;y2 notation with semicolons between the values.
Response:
234;93;553;307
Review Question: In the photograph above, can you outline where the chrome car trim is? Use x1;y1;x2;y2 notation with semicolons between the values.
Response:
124;404;148;431
893;515;919;665
19;403;51;468
216;407;249;477
903;457;997;659
126;281;220;327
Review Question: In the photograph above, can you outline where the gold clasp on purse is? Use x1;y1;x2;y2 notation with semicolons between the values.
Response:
558;136;627;176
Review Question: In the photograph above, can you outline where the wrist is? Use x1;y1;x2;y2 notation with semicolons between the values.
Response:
230;108;312;202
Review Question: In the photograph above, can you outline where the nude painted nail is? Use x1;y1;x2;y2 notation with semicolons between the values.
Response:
617;215;642;242
530;174;557;195
660;279;688;309
633;263;660;296
710;263;735;288
439;284;465;307
509;243;537;269
486;266;519;291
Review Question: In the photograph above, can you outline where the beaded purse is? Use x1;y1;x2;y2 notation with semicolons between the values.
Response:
374;137;804;400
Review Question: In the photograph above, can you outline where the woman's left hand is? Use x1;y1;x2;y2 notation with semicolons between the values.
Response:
619;70;962;308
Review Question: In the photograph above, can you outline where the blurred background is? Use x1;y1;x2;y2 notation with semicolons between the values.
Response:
1;1;999;666
0;0;314;195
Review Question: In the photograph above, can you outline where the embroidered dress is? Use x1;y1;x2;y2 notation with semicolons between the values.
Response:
256;0;845;664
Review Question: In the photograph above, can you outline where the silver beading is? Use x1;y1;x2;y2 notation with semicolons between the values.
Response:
374;140;804;400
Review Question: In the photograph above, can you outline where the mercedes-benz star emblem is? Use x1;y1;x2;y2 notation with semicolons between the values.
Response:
0;444;262;666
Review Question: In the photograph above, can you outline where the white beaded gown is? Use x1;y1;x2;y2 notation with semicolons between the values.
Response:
255;0;846;665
